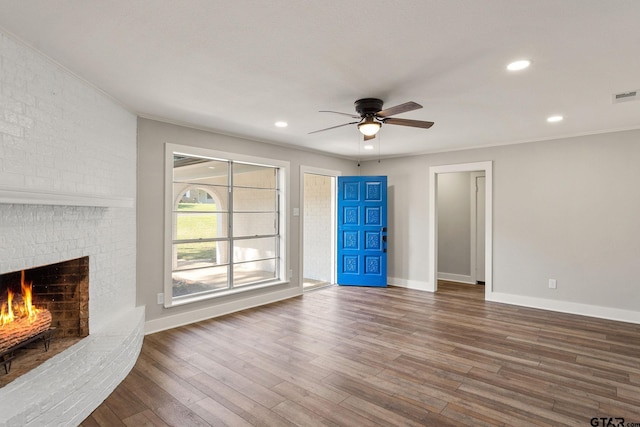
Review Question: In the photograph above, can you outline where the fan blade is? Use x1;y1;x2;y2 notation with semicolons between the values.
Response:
308;121;359;134
376;101;422;118
383;118;434;129
319;110;361;119
364;134;376;141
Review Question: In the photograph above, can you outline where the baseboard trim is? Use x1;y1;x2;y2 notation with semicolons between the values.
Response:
388;277;433;292
437;272;475;285
145;287;302;334
487;292;640;325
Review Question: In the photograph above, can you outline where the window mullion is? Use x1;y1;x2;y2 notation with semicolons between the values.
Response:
228;161;234;289
276;177;280;278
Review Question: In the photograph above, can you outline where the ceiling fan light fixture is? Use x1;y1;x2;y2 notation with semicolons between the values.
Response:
358;117;381;136
310;98;433;137
507;59;531;71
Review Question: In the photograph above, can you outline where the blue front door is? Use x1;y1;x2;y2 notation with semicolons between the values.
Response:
337;176;387;287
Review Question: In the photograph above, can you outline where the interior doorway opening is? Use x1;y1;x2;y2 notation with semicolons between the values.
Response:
436;171;486;286
301;168;339;292
428;161;493;299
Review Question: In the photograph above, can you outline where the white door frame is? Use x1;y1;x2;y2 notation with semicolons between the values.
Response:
469;171;486;285
429;161;493;298
299;166;341;290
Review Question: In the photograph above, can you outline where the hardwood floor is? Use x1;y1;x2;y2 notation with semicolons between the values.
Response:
81;282;640;426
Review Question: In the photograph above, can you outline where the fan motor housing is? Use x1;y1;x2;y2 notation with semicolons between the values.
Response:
355;98;384;116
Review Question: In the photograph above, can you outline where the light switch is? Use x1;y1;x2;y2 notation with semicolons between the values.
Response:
293;207;300;216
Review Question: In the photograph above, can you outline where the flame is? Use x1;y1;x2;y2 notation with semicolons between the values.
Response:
0;270;42;327
21;271;39;320
1;290;15;326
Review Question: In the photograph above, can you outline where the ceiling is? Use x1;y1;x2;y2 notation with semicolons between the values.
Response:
1;1;639;160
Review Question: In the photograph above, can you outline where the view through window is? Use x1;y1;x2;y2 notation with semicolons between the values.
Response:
167;149;285;304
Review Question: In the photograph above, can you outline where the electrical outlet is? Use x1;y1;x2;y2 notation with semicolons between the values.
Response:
157;293;164;304
548;279;557;289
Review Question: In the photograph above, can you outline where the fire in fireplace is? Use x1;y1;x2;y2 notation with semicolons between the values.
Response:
1;271;53;354
0;257;89;379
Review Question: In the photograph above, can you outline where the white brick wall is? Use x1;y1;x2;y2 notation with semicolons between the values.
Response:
0;29;141;425
303;174;332;282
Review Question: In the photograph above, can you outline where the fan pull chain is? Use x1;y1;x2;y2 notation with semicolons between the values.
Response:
357;132;362;174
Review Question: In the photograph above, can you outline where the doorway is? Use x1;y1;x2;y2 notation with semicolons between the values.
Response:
428;162;493;298
301;167;340;291
472;173;486;283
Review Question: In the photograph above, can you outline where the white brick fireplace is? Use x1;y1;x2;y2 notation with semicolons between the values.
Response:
0;28;143;426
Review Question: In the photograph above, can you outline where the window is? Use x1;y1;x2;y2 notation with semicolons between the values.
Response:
164;144;288;306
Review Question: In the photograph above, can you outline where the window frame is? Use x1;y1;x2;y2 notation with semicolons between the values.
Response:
164;143;290;307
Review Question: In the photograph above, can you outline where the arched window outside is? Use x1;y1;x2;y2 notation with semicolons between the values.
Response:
172;185;227;276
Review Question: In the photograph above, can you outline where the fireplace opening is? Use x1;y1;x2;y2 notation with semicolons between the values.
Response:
0;257;89;387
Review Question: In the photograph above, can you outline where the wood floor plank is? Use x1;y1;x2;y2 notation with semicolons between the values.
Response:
379;355;465;390
356;369;450;413
494;365;602;409
597;401;640;422
499;361;620;401
122;410;171;427
133;355;207;407
309;352;384;379
236;348;336;384
82;282;640;426
271;380;377;427
237;351;350;404
617;383;640;405
186;372;297;427
339;395;426;427
226;357;288;389
151;399;211;427
184;352;287;409
189;397;255;427
440;403;506;427
322;372;436;424
99;380;149;420
80;404;125;427
271;399;337;427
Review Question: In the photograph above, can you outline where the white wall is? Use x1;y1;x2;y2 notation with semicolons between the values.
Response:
303;173;332;282
362;130;640;322
138;118;357;332
437;172;471;278
0;28;141;425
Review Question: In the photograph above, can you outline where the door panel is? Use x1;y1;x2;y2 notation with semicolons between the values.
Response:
337;176;387;287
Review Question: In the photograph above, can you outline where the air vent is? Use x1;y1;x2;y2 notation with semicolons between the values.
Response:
612;90;638;103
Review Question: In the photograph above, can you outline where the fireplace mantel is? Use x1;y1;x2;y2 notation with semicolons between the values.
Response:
0;186;133;208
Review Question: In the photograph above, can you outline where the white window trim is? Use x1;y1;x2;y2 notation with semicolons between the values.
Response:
163;143;290;308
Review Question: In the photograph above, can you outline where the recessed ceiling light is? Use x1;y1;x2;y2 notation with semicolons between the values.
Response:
274;121;288;128
363;145;374;150
507;60;531;71
547;115;563;123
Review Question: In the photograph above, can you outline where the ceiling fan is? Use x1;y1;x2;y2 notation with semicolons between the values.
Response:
309;98;434;140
